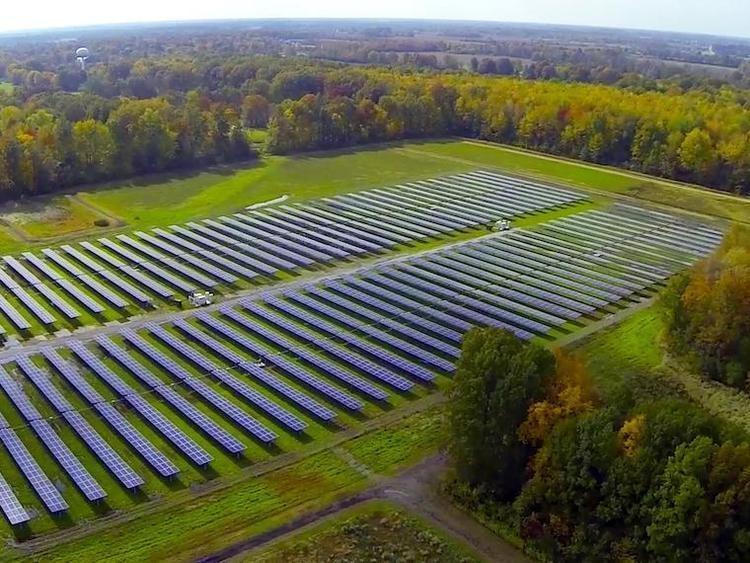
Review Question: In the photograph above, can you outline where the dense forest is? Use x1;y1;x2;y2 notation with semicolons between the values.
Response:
446;328;750;561
0;27;749;199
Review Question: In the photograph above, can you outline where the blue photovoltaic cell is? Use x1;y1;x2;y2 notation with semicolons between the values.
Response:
61;245;106;272
99;239;197;293
38;348;179;478
324;279;464;344
205;219;316;267
151;228;260;280
0;295;31;330
9;285;56;325
231;214;349;260
97;269;153;305
279;205;397;248
68;342;213;466
97;335;250;453
134;232;238;284
116;235;218;288
168;225;276;276
22;252;64;281
325;277;463;345
174;318;335;421
0;424;69;513
322;200;435;239
221;307;388;401
328;195;446;235
307;285;461;359
56;278;106;314
296;205;412;245
264;295;435;383
78;242;125;268
187;222;297;271
380;267;536;338
0;471;29;525
241;300;413;392
352;275;474;333
0;364;106;501
401;261;557;333
196;313;362;411
286;290;455;372
120;329;276;444
259;208;377;254
151;322;306;432
16;355;144;489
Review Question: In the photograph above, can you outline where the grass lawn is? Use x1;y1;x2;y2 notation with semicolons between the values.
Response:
0;81;13;94
246;499;479;562
343;407;444;475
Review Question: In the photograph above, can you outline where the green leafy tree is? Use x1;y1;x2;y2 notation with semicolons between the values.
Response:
446;327;554;498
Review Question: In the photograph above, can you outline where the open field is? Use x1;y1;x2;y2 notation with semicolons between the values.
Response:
246;499;479;562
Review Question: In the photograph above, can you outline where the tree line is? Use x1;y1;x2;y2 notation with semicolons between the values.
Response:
662;225;750;390
0;53;749;198
446;327;750;561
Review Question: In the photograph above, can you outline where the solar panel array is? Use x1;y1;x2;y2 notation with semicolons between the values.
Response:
0;171;582;338
0;185;723;526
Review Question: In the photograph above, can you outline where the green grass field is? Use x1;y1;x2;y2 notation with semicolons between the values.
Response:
247;500;479;562
0;137;745;253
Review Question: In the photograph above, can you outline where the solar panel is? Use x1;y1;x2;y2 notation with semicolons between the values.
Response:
347;191;471;230
264;296;435;383
240;300;413;392
187;222;297;271
39;348;179;477
169;225;277;276
196;313;362;411
221;307;388;400
206;219;316;267
279;205;397;248
0;294;31;330
119;266;176;299
152;228;261;280
69;341;213;466
41;248;85;277
61;244;106;273
352;274;475;332
0;471;29;525
0;426;68;513
229;214;348;260
10;286;56;325
259;208;377;254
325;277;463;344
380;267;537;338
3;256;42;284
323;199;438;238
0;364;106;502
99;239;197;293
98;269;153;305
34;283;80;319
56;278;106;313
121;330;277;444
304;206;416;244
16;356;144;489
286;290;455;372
331;194;452;233
134;232;238;284
22;252;64;281
97;335;251;453
175;317;335;421
150;322;306;432
324;279;464;344
116;235;219;288
30;420;107;502
306;285;461;359
79;242;126;268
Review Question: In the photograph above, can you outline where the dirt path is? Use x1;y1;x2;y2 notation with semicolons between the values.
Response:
198;454;528;563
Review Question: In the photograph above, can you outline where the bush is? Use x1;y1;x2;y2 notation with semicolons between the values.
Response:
93;218;110;227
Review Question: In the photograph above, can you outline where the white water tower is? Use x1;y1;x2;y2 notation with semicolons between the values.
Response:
75;47;90;70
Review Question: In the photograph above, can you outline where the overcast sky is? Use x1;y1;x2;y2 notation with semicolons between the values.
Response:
0;0;746;38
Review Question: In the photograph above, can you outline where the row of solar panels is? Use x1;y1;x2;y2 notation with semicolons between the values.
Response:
0;207;714;525
0;171;584;337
